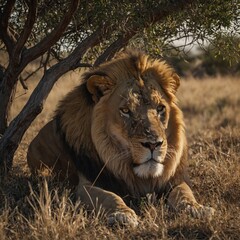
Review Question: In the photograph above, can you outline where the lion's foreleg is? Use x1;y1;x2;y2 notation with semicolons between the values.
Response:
167;182;215;219
76;179;138;227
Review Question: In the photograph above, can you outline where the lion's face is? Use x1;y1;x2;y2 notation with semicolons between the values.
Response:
106;78;170;179
87;52;179;179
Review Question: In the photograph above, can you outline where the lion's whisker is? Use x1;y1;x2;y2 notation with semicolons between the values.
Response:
91;151;130;188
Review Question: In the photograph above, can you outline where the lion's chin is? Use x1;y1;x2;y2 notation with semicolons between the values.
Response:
133;161;164;179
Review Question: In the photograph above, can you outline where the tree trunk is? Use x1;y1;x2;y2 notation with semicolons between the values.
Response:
0;69;18;135
0;0;81;175
0;29;102;175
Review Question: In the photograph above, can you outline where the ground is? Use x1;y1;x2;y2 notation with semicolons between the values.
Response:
0;73;239;239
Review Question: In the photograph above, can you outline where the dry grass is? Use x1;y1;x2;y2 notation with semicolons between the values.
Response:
0;72;239;239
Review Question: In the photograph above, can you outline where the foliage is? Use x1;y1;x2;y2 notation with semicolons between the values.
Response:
1;0;239;61
194;35;240;77
162;34;240;77
129;0;239;57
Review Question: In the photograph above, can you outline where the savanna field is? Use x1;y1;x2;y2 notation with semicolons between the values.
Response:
0;68;239;239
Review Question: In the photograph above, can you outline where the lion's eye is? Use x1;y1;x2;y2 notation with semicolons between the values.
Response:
157;105;165;116
120;107;130;118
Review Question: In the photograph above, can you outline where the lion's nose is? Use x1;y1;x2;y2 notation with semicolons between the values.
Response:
141;140;163;151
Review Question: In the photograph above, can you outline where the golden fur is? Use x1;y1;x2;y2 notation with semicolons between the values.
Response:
27;50;214;227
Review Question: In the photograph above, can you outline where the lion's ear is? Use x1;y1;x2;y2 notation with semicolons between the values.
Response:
168;73;180;95
86;75;115;103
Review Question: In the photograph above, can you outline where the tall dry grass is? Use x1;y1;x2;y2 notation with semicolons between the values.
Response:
0;72;239;239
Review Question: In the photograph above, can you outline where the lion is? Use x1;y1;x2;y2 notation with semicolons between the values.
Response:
27;50;215;227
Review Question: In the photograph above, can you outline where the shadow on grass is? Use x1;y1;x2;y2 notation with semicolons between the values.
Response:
168;226;213;240
0;171;74;216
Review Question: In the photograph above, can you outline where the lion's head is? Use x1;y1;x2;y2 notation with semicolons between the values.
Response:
80;50;184;180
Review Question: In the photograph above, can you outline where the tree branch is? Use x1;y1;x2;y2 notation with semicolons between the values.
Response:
12;0;37;62
74;63;92;68
0;0;16;53
94;32;135;66
65;28;104;71
1;0;16;29
0;64;5;82
22;0;80;66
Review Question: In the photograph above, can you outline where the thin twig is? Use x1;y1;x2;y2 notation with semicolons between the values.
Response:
19;75;28;90
43;49;51;74
22;64;43;82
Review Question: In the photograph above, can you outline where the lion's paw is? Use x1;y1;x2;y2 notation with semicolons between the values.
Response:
107;211;138;228
185;203;215;220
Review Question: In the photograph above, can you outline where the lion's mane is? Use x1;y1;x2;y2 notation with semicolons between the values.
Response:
53;50;187;198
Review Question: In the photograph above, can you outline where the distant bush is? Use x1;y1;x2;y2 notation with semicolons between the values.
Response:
164;34;240;78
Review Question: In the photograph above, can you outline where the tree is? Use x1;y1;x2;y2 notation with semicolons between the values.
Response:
0;0;239;175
